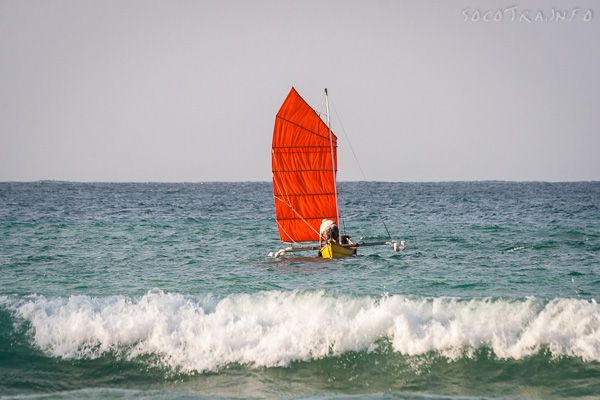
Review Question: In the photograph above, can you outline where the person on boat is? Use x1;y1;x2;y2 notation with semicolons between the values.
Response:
319;218;340;245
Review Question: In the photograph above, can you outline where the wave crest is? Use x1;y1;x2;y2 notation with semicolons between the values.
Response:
2;290;599;372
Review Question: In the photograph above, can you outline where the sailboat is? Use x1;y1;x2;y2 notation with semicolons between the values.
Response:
269;87;402;258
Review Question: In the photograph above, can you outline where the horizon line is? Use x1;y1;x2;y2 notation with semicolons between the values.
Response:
1;179;599;184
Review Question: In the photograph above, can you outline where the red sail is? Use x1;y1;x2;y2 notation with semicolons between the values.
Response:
272;87;338;242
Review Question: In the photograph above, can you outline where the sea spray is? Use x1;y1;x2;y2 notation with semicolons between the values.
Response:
2;290;599;373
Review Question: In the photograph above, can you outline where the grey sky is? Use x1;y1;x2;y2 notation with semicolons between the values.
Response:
1;0;598;182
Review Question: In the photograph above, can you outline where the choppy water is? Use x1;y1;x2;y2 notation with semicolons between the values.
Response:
1;181;599;399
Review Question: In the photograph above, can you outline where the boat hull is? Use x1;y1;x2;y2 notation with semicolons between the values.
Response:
319;241;357;258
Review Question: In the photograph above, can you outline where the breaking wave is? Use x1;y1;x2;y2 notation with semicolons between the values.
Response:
1;290;599;372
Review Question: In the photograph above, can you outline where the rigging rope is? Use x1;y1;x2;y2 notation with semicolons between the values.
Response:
329;96;394;241
330;100;368;181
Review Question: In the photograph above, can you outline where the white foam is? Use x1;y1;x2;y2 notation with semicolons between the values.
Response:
2;290;599;372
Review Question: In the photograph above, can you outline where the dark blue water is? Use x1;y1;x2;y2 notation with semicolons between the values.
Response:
1;181;599;399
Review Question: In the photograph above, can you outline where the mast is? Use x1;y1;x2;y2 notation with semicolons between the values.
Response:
325;88;341;241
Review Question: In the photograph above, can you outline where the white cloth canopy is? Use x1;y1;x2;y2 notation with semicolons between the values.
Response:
319;219;335;236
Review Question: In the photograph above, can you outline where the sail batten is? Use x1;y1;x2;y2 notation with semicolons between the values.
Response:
275;115;332;141
272;87;338;243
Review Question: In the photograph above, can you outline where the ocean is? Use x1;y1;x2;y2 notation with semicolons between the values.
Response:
0;181;599;400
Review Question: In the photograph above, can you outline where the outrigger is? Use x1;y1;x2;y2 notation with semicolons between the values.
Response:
269;240;404;259
269;87;404;259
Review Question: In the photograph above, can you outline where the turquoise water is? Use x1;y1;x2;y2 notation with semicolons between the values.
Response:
1;181;599;399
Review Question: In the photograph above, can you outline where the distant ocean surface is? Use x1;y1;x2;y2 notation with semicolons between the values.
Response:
1;181;599;400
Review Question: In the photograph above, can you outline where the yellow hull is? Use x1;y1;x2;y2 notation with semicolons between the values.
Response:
319;241;357;259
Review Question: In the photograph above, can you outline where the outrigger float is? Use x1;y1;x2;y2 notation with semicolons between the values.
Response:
269;87;404;259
